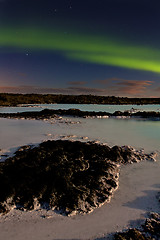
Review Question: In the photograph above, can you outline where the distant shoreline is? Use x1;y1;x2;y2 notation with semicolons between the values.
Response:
0;108;160;120
0;93;160;106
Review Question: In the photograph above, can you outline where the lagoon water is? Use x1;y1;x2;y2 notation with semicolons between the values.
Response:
0;104;160;153
0;103;160;113
0;103;160;154
1;103;160;153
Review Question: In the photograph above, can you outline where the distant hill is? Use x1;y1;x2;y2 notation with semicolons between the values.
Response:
0;93;160;106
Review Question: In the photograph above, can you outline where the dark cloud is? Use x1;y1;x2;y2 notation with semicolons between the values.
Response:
0;86;69;94
67;86;106;94
92;78;154;96
0;81;154;96
94;78;120;85
17;72;27;77
67;81;86;86
155;87;160;91
116;80;152;87
0;85;107;95
114;80;153;95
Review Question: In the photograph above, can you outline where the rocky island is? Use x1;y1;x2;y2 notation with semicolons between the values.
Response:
0;108;160;120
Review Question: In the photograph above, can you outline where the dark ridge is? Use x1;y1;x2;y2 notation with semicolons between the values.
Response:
0;108;160;119
0;93;160;106
0;140;151;216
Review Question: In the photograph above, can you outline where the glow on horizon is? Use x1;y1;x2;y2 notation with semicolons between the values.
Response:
1;26;160;73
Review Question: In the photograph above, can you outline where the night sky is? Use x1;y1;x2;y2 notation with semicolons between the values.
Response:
0;0;160;97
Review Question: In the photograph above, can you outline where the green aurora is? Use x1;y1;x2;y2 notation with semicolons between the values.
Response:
1;26;160;74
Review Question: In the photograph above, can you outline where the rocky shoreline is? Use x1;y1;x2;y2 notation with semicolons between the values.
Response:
0;108;160;120
113;183;160;240
114;211;160;240
0;140;157;217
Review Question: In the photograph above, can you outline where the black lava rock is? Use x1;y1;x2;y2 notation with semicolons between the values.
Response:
0;140;152;216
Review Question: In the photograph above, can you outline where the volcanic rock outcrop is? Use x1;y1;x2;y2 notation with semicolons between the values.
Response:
0;140;154;216
114;212;160;240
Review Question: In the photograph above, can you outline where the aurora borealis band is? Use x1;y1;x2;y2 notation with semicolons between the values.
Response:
0;0;160;97
1;26;160;74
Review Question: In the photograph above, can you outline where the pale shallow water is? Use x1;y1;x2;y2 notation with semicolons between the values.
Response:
0;103;160;113
0;116;160;153
0;105;160;240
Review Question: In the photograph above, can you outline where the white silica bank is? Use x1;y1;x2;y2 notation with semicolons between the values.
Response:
0;104;159;240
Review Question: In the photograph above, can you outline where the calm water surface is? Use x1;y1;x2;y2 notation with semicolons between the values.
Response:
0;109;160;153
0;103;160;113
